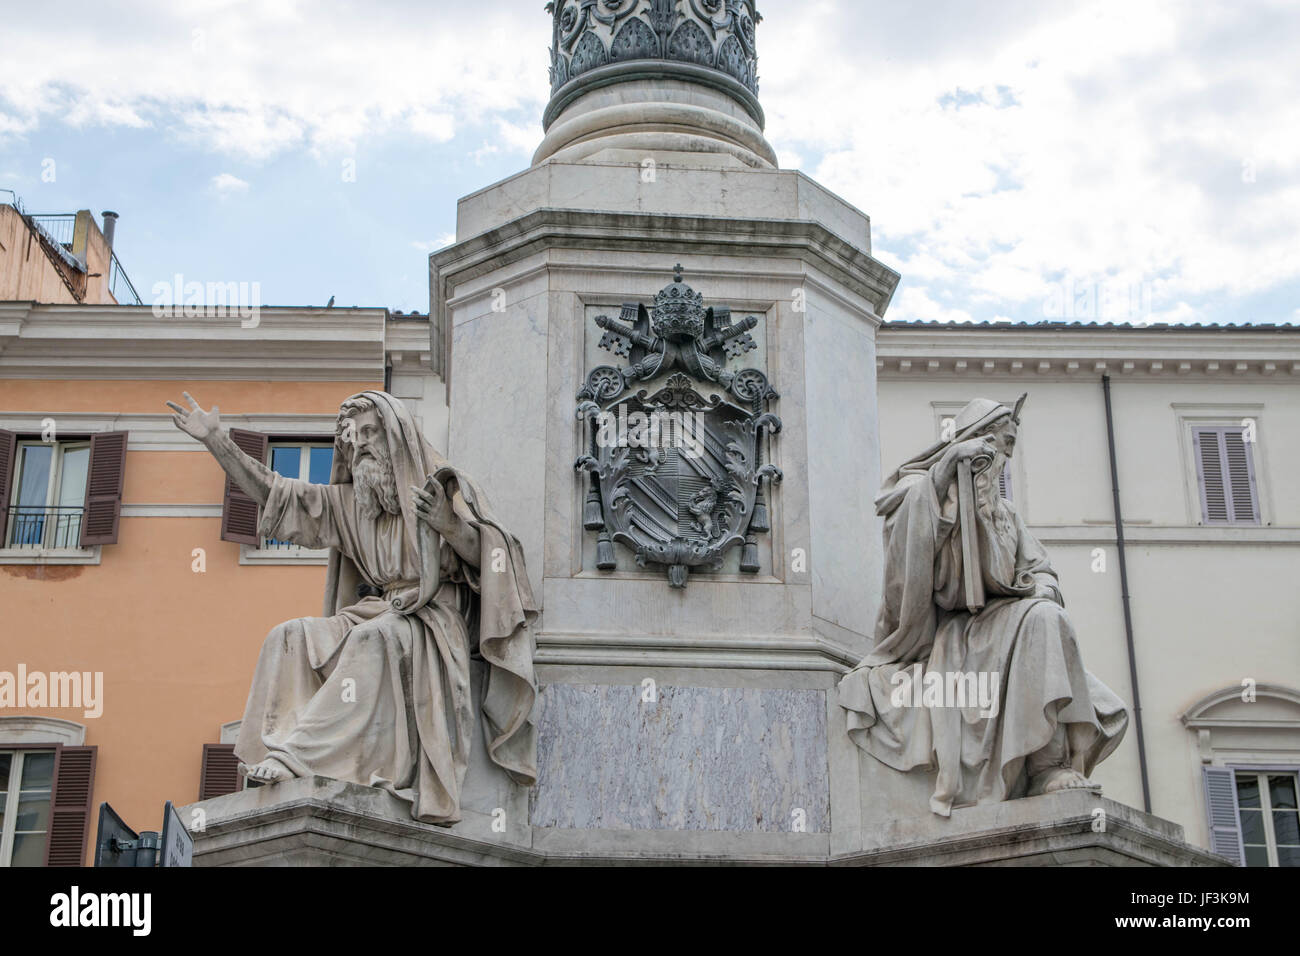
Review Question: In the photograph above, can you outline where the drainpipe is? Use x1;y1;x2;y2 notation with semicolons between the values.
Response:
1102;373;1151;814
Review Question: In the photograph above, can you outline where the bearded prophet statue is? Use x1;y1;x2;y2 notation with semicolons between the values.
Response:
838;395;1129;816
168;390;538;825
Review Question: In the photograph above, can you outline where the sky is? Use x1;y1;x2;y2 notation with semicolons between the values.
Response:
0;0;1297;324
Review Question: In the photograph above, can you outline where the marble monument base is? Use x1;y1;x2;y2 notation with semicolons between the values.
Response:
180;776;1226;867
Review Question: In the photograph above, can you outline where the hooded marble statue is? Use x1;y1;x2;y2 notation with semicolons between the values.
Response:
838;394;1129;816
167;389;538;825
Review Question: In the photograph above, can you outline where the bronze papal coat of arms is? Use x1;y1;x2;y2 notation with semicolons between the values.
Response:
576;266;781;588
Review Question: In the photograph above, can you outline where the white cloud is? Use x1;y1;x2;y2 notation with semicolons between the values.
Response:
891;287;975;325
411;233;456;253
0;0;550;160
0;0;1295;324
210;172;249;194
408;110;455;143
759;0;1300;322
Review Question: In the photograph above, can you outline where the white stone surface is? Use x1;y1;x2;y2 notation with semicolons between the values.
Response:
454;162;873;253
536;78;776;169
182;773;1225;866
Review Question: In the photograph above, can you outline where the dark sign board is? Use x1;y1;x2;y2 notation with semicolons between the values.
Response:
93;802;138;868
159;800;193;868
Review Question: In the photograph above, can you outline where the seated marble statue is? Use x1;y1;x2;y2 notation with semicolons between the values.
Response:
838;395;1129;816
167;389;538;826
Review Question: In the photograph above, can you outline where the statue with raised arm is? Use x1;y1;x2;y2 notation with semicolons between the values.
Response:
167;390;539;825
838;395;1129;816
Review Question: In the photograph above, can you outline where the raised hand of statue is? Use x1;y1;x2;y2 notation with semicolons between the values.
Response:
412;478;455;534
166;391;221;443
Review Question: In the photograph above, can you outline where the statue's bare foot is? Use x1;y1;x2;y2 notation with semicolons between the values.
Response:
239;757;294;785
1029;766;1101;796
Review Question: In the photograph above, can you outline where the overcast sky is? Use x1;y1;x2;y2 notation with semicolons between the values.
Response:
1;0;1296;324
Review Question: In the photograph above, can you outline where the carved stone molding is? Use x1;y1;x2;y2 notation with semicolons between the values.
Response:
546;0;761;102
576;265;781;588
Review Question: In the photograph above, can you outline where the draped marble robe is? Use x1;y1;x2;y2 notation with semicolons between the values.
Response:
233;391;538;825
838;413;1128;816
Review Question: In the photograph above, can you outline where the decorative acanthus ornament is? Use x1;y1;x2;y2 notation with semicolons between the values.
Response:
576;266;781;588
545;0;761;96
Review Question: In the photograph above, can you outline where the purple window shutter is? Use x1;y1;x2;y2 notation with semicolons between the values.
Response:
1194;428;1229;524
1202;766;1245;866
1222;428;1260;524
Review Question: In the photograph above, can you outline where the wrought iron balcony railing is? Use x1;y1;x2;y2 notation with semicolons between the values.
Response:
4;505;84;550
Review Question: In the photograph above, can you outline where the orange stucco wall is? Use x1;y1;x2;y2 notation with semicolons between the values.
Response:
0;208;120;305
0;377;380;862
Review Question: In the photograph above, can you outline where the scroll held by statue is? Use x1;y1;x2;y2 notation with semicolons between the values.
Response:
957;457;985;614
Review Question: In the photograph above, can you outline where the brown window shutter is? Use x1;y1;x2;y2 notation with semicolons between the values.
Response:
199;743;243;799
79;430;129;546
220;429;268;545
44;745;97;866
0;428;15;538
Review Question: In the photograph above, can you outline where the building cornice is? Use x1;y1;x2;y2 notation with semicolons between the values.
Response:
876;325;1300;380
431;206;900;388
434;209;897;313
0;302;390;381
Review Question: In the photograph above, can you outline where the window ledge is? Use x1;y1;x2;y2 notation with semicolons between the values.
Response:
0;546;101;565
239;545;330;566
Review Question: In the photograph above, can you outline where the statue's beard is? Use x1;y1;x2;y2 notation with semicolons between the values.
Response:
976;451;1008;505
353;453;400;520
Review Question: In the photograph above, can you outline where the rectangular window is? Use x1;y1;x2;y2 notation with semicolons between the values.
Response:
5;441;90;549
0;750;55;867
1193;426;1259;525
262;442;334;550
1236;770;1300;867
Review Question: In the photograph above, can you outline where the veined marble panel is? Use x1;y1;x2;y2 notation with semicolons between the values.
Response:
531;682;829;832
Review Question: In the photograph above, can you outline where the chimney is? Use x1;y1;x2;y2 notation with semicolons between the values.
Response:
101;210;118;250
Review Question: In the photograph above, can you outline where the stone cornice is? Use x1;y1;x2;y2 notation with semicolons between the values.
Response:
0;302;389;380
876;325;1300;380
431;206;900;384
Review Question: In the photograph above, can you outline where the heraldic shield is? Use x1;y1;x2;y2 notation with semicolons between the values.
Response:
576;267;782;588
